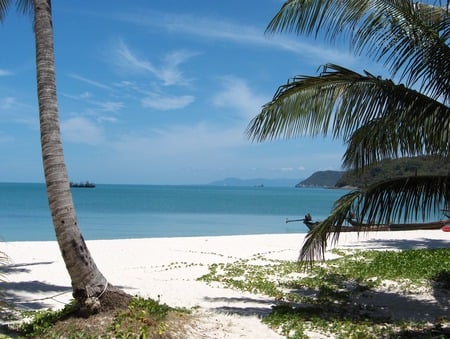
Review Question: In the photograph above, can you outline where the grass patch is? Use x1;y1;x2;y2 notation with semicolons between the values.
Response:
199;248;450;338
8;296;192;338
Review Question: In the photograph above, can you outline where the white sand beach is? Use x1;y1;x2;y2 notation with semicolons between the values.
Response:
1;230;449;338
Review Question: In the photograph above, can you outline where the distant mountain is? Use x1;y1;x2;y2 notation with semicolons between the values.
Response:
295;170;344;188
208;177;301;187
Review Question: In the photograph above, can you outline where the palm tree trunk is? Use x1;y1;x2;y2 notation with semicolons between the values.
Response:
33;0;129;311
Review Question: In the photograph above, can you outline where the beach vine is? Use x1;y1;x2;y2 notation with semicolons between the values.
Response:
198;248;450;338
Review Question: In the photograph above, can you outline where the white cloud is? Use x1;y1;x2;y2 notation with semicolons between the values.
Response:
69;74;113;90
97;101;124;112
97;116;118;123
0;97;15;110
0;69;12;77
0;97;37;128
117;11;353;65
61;117;104;145
212;76;267;120
62;92;124;115
113;122;246;160
280;166;306;172
141;93;194;110
114;40;197;86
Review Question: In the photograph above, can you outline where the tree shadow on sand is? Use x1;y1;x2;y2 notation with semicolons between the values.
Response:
342;236;449;251
0;261;55;275
200;244;450;338
203;296;276;317
0;261;72;315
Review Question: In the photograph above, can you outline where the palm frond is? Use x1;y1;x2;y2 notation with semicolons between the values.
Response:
266;0;369;42
246;64;449;158
356;0;450;102
247;64;371;142
299;174;449;264
356;174;450;224
342;94;450;170
266;0;450;103
299;189;362;264
0;0;11;21
16;0;33;16
0;250;9;284
0;0;33;21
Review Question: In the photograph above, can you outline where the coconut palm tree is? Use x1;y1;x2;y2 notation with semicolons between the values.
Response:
0;0;129;310
247;0;450;262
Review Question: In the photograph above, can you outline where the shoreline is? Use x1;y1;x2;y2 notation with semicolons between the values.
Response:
2;231;449;337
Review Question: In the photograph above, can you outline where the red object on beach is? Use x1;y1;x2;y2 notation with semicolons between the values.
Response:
442;225;450;232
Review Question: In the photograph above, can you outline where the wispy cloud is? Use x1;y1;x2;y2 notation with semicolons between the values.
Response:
0;69;12;77
61;117;104;145
116;11;353;65
113;122;246;160
0;96;37;128
0;97;16;110
212;76;268;120
114;39;197;86
141;93;195;110
69;74;113;90
62;92;124;114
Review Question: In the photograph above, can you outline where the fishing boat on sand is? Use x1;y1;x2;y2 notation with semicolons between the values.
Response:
286;213;450;232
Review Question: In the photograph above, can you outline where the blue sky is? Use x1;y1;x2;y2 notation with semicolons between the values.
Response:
0;0;372;185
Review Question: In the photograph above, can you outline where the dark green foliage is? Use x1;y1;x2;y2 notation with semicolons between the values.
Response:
13;296;191;338
296;170;344;188
337;156;450;188
247;0;450;261
18;301;80;337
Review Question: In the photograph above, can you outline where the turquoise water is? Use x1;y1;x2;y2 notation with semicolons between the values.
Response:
0;183;349;241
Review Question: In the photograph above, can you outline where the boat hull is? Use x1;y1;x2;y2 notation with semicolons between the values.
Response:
304;220;450;232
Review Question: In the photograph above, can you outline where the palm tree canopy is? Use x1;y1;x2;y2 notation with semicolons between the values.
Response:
266;0;450;103
299;174;449;263
247;0;450;168
0;0;32;21
247;0;450;262
247;63;450;168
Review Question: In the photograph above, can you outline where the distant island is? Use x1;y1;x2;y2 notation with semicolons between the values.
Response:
207;157;448;189
296;170;344;188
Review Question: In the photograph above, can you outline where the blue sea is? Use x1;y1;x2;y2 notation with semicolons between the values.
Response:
0;183;349;241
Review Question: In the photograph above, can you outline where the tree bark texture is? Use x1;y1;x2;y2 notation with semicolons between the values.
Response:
33;0;110;305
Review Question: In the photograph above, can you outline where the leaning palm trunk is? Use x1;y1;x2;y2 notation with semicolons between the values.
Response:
33;0;129;311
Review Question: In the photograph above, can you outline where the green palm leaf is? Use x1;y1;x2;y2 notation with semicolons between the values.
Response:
0;1;33;21
253;0;449;263
299;189;361;263
266;0;450;102
300;174;449;263
247;64;449;168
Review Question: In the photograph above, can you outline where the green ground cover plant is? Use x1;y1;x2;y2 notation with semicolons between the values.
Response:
7;296;191;338
199;248;450;338
2;248;449;338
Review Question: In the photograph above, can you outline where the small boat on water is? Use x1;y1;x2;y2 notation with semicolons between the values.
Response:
286;213;450;232
70;181;96;188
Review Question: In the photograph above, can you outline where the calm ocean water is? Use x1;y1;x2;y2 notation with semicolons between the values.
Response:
0;183;349;241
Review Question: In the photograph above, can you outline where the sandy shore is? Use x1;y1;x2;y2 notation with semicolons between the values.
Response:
1;230;449;338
